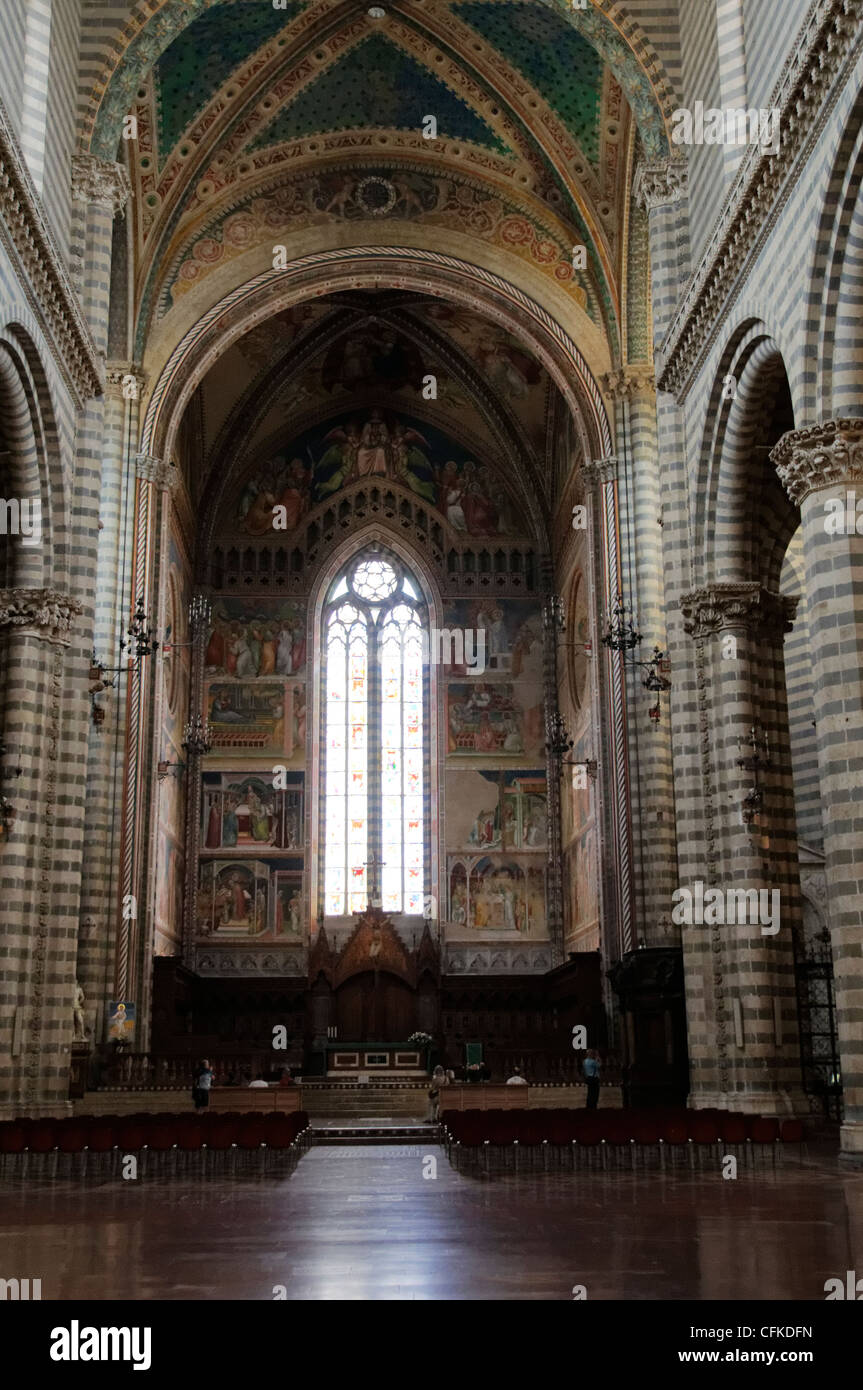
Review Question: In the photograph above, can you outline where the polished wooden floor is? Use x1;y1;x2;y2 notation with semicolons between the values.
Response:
1;1144;861;1300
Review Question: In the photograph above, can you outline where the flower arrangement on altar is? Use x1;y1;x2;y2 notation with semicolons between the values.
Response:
408;1032;433;1048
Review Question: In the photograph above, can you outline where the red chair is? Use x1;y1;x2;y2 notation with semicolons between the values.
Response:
0;1122;27;1177
571;1112;605;1169
780;1118;804;1143
175;1120;205;1175
84;1121;117;1179
146;1120;177;1176
55;1121;88;1177
515;1114;547;1168
263;1114;294;1147
658;1115;690;1167
236;1116;266;1171
718;1113;747;1143
203;1118;238;1175
749;1116;780;1165
688;1111;721;1167
116;1119;149;1155
630;1114;661;1168
57;1121;88;1152
26;1121;58;1176
28;1120;57;1152
599;1110;631;1167
717;1113;747;1165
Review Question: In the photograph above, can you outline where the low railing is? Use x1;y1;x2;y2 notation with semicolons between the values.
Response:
439;1083;620;1111
458;1052;623;1086
93;1052;288;1090
91;1051;622;1090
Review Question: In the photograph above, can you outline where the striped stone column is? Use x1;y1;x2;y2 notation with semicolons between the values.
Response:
115;455;178;1024
633;158;690;350
70;157;129;355
602;368;677;943
0;589;82;1117
582;454;634;959
77;367;144;1043
679;584;806;1114
715;0;749;186
772;420;863;1155
68;157;130;1050
135;458;180;1050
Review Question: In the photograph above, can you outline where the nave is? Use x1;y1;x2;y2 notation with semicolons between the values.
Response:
1;1143;860;1302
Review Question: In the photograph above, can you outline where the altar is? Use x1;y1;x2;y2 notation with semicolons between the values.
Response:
326;1043;426;1077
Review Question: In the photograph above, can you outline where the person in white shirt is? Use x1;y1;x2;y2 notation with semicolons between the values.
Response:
506;1067;528;1085
248;1075;270;1088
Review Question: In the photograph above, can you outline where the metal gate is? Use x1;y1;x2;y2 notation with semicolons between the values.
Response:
795;928;842;1122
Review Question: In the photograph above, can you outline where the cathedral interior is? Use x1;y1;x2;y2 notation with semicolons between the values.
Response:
1;0;862;1313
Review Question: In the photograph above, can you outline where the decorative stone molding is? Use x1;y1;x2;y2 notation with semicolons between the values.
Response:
0;587;83;644
70;155;131;215
443;945;552;975
581;455;618;487
633;157;689;211
192;948;307;977
680;582;798;638
657;0;863;398
600;366;656;400
135;453;178;491
157;462;180;494
771;418;863;505
0;99;102;404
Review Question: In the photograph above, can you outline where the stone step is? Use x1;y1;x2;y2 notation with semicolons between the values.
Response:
301;1091;428;1118
310;1123;439;1145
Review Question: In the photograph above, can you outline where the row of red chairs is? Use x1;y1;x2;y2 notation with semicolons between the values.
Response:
0;1111;311;1179
440;1108;805;1171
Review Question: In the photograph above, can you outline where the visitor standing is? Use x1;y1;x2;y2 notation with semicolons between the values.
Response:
428;1064;448;1121
583;1050;601;1109
192;1058;214;1112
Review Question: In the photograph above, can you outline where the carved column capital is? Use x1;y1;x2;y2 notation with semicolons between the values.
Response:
771;418;863;505
105;364;146;400
0;587;83;644
680;582;797;638
600;365;656;401
581;455;618;488
135;453;178;491
70;155;131;214
633;157;689;212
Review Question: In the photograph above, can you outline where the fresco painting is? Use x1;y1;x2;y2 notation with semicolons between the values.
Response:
232;411;523;537
440;598;543;677
204;598;307;678
201;772;304;851
446;683;542;758
204;681;305;759
447;768;547;851
195;857;305;941
447;856;546;937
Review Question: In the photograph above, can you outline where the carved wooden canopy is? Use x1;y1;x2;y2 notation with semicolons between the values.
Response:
308;908;440;990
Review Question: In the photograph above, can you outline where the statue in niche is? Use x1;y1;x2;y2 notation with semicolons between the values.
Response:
73;981;88;1041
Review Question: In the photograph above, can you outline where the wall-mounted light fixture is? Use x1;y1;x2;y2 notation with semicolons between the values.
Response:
736;724;770;827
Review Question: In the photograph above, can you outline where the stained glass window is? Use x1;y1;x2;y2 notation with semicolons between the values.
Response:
323;552;427;916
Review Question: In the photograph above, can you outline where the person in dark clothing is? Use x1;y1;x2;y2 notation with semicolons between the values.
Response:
192;1058;214;1111
583;1050;601;1109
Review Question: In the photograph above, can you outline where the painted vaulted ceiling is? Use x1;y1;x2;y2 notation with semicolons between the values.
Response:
192;289;566;532
118;0;660;367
